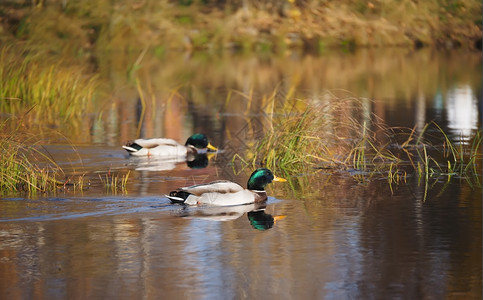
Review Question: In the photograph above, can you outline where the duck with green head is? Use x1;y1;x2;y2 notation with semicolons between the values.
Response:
167;168;287;206
122;133;217;157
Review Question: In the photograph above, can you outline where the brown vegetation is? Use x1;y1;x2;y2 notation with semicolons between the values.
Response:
0;0;481;54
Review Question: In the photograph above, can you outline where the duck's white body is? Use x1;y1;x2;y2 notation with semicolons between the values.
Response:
123;138;194;157
167;180;267;206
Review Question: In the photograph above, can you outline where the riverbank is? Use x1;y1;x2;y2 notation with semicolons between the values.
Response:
1;0;481;57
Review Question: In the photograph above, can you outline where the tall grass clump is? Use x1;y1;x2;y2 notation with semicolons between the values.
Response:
0;45;98;132
99;170;131;194
0;122;63;194
245;95;401;175
409;122;482;183
237;93;481;185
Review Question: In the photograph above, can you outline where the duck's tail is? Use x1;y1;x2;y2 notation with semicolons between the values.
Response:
122;142;143;153
166;190;192;204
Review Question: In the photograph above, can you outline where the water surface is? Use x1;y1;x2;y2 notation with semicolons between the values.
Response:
0;48;481;299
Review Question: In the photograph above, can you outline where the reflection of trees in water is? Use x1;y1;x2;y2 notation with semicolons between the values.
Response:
356;175;481;299
0;171;480;298
93;48;481;150
2;45;482;299
445;85;479;143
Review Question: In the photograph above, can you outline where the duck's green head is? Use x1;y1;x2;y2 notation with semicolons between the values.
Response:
185;133;218;151
247;168;287;191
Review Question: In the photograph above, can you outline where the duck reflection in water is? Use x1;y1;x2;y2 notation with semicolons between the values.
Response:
127;153;214;171
174;203;286;231
247;209;286;231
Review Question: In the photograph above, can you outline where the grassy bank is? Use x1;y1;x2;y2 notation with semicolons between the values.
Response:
0;121;62;193
0;45;99;135
0;0;481;55
0;44;100;194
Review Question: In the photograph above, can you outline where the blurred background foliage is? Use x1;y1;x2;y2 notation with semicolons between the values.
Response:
0;0;481;61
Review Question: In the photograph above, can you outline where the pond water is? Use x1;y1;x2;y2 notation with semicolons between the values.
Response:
0;48;481;299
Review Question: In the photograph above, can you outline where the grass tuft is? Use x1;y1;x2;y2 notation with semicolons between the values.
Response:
0;121;63;194
234;94;481;186
0;45;99;134
98;169;131;194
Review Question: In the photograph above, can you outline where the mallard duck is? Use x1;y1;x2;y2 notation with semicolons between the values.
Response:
122;133;217;157
167;168;286;206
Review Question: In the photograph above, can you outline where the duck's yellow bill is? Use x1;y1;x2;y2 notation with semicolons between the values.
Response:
273;175;287;182
207;143;218;151
273;215;287;222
